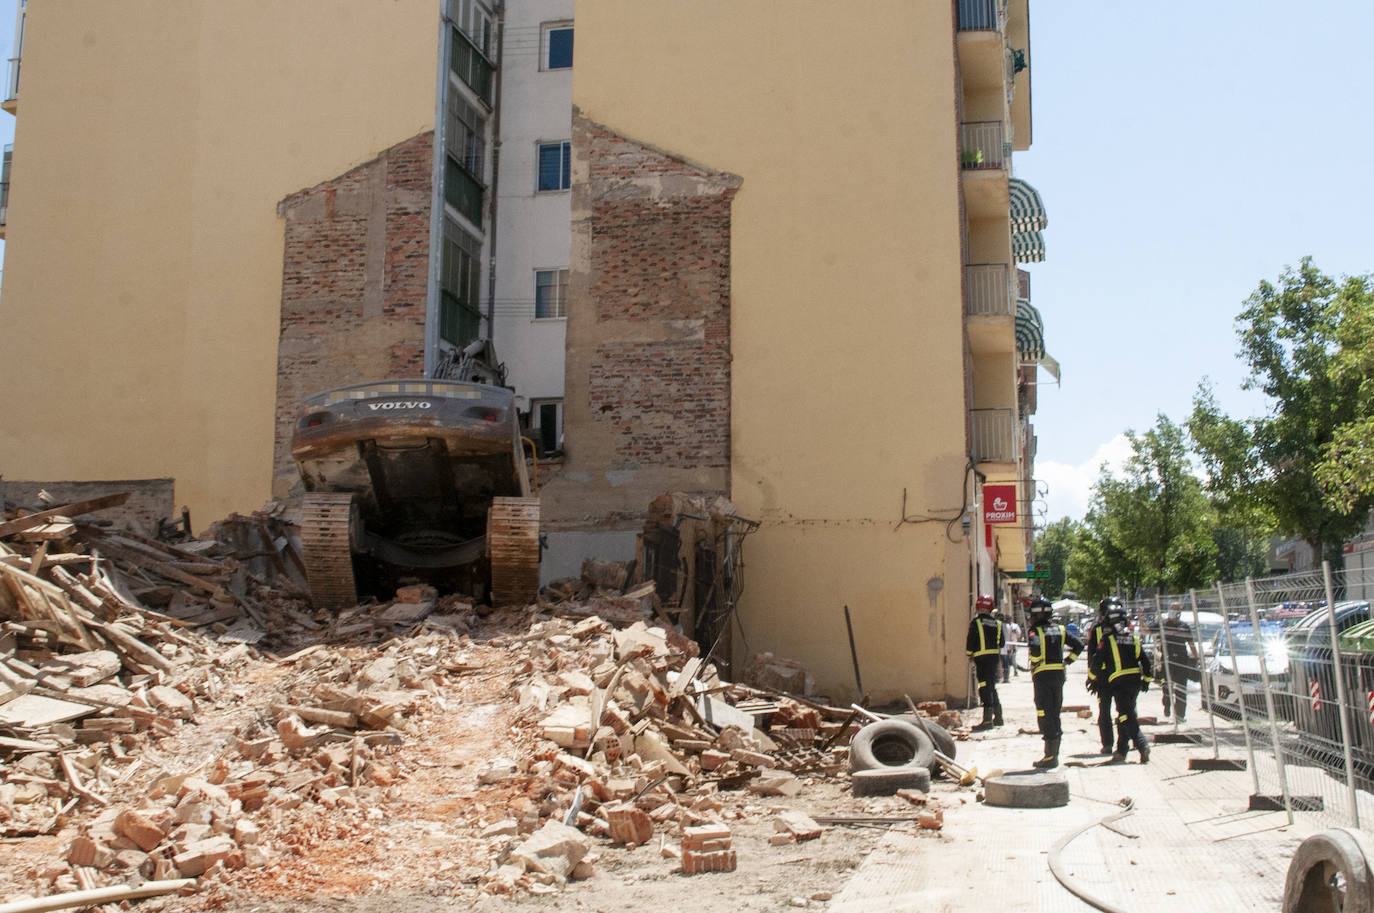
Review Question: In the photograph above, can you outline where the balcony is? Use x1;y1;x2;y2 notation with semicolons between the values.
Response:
3;1;22;115
966;264;1014;355
961;122;1008;224
959;121;1006;171
970;407;1018;466
956;0;1007;93
0;143;9;238
957;0;1003;34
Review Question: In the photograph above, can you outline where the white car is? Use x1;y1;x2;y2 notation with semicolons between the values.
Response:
1203;623;1289;715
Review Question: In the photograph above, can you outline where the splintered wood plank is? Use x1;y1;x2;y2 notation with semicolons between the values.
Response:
0;693;95;727
0;492;131;539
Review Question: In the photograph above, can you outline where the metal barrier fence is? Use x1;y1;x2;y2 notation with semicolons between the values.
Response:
1124;563;1374;831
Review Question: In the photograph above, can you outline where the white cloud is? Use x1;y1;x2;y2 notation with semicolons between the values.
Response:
1036;434;1132;523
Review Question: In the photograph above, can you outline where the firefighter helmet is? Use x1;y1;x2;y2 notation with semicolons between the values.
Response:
1028;596;1054;625
975;593;995;610
1107;606;1129;629
1098;596;1122;615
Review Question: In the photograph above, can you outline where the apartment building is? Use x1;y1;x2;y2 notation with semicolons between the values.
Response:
543;0;1054;701
0;0;1052;702
0;0;573;522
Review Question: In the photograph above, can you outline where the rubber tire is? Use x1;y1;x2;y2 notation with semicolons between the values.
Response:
892;715;956;774
851;766;932;797
1283;828;1374;913
983;771;1069;808
848;719;935;774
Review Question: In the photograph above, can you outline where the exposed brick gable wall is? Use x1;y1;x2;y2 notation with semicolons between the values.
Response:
270;132;434;497
543;113;740;530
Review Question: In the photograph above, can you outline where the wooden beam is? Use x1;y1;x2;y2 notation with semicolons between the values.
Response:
0;493;131;539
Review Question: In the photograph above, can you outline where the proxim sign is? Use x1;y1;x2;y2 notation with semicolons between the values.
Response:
983;484;1017;524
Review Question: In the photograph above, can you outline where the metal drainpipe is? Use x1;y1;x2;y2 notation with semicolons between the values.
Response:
484;2;506;349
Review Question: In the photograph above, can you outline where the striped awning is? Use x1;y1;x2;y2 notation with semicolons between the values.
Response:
1013;230;1045;263
1008;178;1048;232
1010;178;1047;264
1016;300;1044;360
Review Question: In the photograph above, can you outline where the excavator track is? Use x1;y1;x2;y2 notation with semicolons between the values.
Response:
487;496;540;606
300;492;360;611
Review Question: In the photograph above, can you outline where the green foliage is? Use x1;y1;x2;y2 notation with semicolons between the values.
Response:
1032;517;1078;599
1315;275;1374;512
1069;415;1218;596
1192;258;1374;561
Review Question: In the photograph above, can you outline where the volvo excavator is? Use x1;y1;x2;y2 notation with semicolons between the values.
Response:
289;375;540;610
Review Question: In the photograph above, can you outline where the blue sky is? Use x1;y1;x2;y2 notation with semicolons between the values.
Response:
1017;1;1374;525
0;3;1368;527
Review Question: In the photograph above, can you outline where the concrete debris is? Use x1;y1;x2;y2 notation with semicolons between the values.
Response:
0;493;974;904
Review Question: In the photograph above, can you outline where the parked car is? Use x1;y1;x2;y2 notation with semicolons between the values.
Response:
1200;621;1288;716
1288;601;1372;742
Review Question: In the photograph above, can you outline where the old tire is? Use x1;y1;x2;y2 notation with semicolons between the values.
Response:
849;719;934;773
1283;828;1374;913
983;771;1069;808
893;715;956;774
852;766;932;797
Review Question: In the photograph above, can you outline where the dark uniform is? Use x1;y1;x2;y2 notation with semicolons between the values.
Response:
1090;611;1154;763
1084;610;1114;753
1027;613;1084;768
966;604;1005;731
1159;614;1198;721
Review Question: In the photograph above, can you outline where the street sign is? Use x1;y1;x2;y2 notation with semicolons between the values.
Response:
1024;570;1051;580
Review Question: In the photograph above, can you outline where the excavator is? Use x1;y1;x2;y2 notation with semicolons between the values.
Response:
289;365;540;611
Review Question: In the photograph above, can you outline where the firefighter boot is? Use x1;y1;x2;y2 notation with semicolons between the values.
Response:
1136;733;1150;765
1032;738;1060;769
993;704;1004;727
972;707;995;732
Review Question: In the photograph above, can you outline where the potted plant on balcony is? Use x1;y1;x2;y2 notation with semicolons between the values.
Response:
961;148;984;168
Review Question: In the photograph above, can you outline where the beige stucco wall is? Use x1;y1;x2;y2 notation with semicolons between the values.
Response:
574;0;974;702
0;1;437;527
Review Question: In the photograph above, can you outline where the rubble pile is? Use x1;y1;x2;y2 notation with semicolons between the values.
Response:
0;495;973;908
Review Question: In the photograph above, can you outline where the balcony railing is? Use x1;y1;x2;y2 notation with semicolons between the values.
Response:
957;0;1004;32
960;121;1006;170
970;408;1018;464
1;143;10;228
965;263;1012;316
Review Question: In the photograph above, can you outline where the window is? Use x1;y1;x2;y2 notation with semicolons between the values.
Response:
535;268;569;319
531;399;564;456
542;23;573;70
450;0;493;57
537;141;571;192
446;93;485;179
450;27;493;106
440;221;483;346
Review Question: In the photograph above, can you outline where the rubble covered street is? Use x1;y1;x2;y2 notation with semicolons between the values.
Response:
0;496;977;913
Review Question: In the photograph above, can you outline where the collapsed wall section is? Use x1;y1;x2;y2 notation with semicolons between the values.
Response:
541;113;741;550
270;132;434;497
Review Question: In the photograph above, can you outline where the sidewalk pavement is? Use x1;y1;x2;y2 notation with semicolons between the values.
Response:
829;664;1325;913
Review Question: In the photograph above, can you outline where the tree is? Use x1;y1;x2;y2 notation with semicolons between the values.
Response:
1070;415;1217;596
1192;258;1374;564
1032;517;1079;599
1315;273;1374;512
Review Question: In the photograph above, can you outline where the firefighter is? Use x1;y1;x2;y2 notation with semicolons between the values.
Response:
1084;597;1117;754
1026;596;1083;769
1090;602;1154;763
965;593;1005;731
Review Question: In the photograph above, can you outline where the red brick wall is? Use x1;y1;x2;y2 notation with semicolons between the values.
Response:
582;120;736;473
545;114;740;530
271;132;434;497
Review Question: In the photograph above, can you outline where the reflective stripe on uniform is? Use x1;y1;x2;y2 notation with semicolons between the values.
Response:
1030;625;1066;674
1107;636;1140;681
970;616;1000;658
